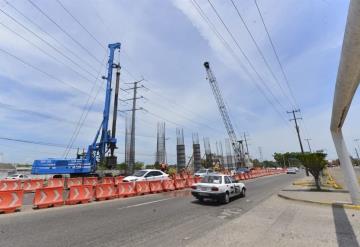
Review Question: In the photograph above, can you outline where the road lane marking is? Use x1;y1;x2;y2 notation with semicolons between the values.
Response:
118;197;175;210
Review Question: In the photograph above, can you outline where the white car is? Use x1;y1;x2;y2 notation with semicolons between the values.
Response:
5;174;29;180
123;169;169;182
286;167;297;174
194;169;213;177
191;174;246;204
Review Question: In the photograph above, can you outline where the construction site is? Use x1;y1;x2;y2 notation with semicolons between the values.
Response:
1;1;360;247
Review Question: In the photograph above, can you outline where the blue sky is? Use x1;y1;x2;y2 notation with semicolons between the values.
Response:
0;0;357;164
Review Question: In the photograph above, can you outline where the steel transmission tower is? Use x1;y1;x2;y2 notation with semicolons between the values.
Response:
203;61;242;167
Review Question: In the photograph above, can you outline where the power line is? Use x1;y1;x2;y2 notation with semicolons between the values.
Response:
253;0;299;108
0;136;78;149
26;0;103;65
0;20;95;84
0;47;90;96
206;0;288;114
0;7;98;80
192;0;293;129
230;0;296;109
55;0;106;51
2;0;100;73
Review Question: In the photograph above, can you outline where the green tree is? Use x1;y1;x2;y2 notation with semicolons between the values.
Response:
116;162;127;171
134;162;144;170
252;159;262;168
294;152;327;190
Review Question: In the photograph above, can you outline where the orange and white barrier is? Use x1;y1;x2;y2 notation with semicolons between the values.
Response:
0;189;24;213
114;176;124;185
47;178;65;188
174;179;186;190
135;181;150;195
117;182;136;198
33;186;64;209
0;180;21;191
162;179;175;191
102;177;114;185
66;178;82;188
186;178;195;188
149;180;163;193
83;177;98;186
66;185;93;205
95;183;116;201
23;179;43;192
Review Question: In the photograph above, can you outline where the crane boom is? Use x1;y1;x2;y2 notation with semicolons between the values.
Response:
203;61;242;167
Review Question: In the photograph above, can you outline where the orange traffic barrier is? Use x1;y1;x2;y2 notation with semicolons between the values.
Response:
114;176;124;185
33;186;64;209
47;178;65;188
149;180;163;193
66;177;82;188
174;174;181;180
66;185;93;205
162;179;175;191
95;183;116;201
83;177;98;186
23;179;43;192
194;176;202;183
135;181;150;195
174;179;186;190
117;182;136;198
186;178;195;188
181;173;189;179
102;177;114;184
0;180;21;191
239;173;245;180
0;189;24;213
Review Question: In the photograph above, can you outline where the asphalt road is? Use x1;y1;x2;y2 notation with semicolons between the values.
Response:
0;172;303;247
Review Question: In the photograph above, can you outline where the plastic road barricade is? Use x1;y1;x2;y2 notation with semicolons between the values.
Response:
0;189;24;213
23;179;43;192
66;185;93;205
114;176;124;185
135;181;150;195
33;186;64;209
83;177;98;186
174;179;186;190
66;177;82;188
186;178;195;188
102;177;114;185
149;180;163;193
117;182;136;198
47;178;65;188
95;184;116;201
0;180;21;191
162;179;175;191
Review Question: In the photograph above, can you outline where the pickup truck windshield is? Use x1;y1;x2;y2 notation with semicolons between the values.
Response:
201;176;222;184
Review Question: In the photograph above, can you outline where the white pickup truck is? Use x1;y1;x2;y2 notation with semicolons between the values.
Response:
191;174;246;204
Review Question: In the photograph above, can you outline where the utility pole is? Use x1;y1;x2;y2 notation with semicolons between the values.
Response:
243;132;250;156
258;146;263;162
355;147;360;166
120;80;144;174
287;109;308;175
304;138;312;153
287;109;304;153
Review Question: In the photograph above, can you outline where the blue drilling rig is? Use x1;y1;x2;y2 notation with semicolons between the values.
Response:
32;43;121;175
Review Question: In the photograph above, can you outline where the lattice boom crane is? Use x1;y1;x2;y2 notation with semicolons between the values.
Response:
203;61;242;167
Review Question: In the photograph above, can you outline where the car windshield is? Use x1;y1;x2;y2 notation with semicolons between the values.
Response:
201;175;222;184
133;170;147;177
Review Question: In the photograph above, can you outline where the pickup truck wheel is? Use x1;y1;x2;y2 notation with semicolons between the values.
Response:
223;192;230;204
240;188;246;198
